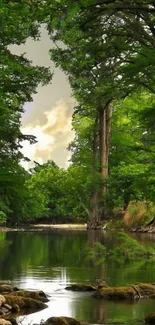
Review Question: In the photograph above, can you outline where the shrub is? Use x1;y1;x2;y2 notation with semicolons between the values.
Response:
124;201;155;227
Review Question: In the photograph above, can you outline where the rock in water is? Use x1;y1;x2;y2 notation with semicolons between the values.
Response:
9;290;49;302
0;286;13;294
0;282;11;285
65;284;96;292
145;313;155;324
4;295;47;313
46;317;82;325
92;283;155;300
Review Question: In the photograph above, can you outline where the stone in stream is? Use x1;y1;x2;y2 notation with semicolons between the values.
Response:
0;282;11;286
46;317;83;325
92;283;155;300
4;294;48;313
9;290;49;302
145;313;155;324
65;284;96;291
0;286;13;294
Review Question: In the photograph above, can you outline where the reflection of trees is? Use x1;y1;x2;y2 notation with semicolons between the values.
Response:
87;230;102;247
72;293;155;324
0;231;92;280
1;231;155;324
1;230;155;288
131;232;155;246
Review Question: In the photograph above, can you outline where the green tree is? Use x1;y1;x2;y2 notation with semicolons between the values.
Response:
0;0;52;222
108;92;155;212
40;0;155;227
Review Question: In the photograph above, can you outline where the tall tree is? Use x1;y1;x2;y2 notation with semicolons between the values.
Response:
0;0;52;221
39;0;155;227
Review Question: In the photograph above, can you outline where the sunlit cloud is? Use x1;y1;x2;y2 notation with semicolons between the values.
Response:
21;99;75;169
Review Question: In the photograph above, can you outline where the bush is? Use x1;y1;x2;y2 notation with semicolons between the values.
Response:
123;201;155;227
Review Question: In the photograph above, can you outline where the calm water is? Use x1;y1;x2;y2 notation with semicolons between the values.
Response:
1;230;155;325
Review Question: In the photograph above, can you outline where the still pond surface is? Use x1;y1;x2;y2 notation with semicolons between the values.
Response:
1;230;155;325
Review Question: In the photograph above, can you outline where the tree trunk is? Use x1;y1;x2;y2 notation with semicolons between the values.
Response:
87;191;100;229
99;102;113;214
99;103;112;184
87;103;113;229
87;114;100;229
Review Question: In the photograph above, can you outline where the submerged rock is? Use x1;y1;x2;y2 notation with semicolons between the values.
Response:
145;313;155;324
46;317;82;325
65;284;96;292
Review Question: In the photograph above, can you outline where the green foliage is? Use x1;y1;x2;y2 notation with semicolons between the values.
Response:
40;0;155;225
1;1;155;224
24;162;92;223
0;1;52;223
107;93;155;212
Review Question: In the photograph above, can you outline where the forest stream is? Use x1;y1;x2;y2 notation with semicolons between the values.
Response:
1;230;155;325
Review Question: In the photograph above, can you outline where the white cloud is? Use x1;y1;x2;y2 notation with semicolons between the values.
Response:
21;99;75;169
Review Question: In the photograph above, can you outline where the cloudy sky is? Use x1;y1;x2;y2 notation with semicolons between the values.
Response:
10;27;75;169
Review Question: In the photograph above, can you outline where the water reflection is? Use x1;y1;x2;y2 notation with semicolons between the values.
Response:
0;230;155;324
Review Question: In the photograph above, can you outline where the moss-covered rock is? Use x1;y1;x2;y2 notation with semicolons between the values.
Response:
46;317;82;325
65;284;96;292
92;286;136;300
145;313;155;324
137;283;155;296
4;295;47;313
9;290;49;302
92;283;155;300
